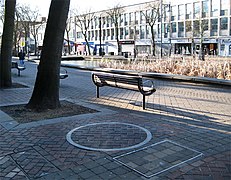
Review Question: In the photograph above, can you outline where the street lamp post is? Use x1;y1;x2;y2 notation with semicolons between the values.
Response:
99;16;102;56
160;0;163;58
160;0;171;58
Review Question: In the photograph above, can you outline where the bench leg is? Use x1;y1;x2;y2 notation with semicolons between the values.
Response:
18;70;20;76
96;86;99;98
143;95;146;110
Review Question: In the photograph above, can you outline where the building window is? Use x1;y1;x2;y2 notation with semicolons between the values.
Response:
220;0;229;16
162;4;171;22
120;28;124;39
230;18;231;35
186;3;192;19
125;27;129;36
202;0;209;18
129;27;134;39
220;44;225;51
95;30;98;41
164;23;169;38
125;27;129;39
120;14;123;26
211;0;219;17
135;12;139;24
102;17;106;28
211;19;218;36
178;5;185;20
140;11;145;24
77;32;82;39
135;26;139;36
140;25;145;39
171;6;177;21
111;29;114;40
171;22;176;33
124;13;128;26
157;24;160;37
146;25;150;38
129;12;134;25
106;16;110;27
220;17;228;30
90;19;94;29
88;31;90;41
193;2;200;19
186;21;192;32
178;22;184;37
202;19;209;31
107;29;110;37
103;29;106;40
193;20;200;36
94;17;98;29
229;45;231;55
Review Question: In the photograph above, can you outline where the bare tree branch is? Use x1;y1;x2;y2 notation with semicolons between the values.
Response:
73;9;95;55
106;4;124;55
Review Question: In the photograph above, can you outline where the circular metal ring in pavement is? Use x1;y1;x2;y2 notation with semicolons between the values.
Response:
66;122;152;152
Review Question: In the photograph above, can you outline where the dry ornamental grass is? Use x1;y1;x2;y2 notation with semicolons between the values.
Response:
99;57;231;80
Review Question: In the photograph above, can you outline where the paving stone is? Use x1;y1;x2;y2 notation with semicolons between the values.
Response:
78;169;96;179
0;61;230;179
5;172;17;178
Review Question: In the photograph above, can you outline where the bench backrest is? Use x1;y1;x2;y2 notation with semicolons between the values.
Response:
93;73;139;87
92;72;156;96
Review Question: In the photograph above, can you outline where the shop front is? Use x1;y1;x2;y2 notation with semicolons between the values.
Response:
135;39;151;57
172;38;219;56
120;40;135;57
196;38;218;56
219;38;231;57
172;39;191;55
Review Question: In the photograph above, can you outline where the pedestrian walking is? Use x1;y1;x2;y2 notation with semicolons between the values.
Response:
18;50;25;65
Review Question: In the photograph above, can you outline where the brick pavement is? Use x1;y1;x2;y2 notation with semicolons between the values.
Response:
0;60;230;179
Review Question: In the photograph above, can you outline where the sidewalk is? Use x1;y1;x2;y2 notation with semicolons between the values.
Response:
0;60;230;179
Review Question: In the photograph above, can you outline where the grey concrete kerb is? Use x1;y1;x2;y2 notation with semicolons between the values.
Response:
61;63;231;87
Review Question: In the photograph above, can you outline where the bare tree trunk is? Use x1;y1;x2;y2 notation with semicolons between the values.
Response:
26;0;70;111
151;27;156;56
65;29;71;55
84;36;91;55
34;37;37;55
115;22;121;55
0;0;16;88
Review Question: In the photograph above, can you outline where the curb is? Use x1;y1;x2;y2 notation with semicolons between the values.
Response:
27;59;231;87
61;63;231;87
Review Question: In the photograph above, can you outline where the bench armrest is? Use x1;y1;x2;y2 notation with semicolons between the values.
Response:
138;79;156;96
60;69;68;79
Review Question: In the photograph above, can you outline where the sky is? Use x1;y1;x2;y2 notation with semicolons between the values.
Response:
17;0;154;16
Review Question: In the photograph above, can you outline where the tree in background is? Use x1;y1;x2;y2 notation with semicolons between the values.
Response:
12;7;23;56
17;4;45;56
142;1;160;56
65;13;73;55
106;4;124;55
0;0;16;88
26;0;70;110
0;6;4;23
193;18;208;60
74;9;95;56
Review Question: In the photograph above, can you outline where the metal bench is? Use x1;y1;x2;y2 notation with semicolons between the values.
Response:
92;72;156;109
59;69;68;79
11;61;26;76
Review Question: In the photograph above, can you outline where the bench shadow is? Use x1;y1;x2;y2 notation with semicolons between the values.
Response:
91;100;231;140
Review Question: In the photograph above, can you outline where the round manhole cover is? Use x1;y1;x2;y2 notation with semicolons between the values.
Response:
66;122;152;151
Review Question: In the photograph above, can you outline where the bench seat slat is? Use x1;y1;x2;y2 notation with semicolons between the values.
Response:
92;72;156;109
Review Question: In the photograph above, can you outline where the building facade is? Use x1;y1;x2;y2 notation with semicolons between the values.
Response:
36;0;231;57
